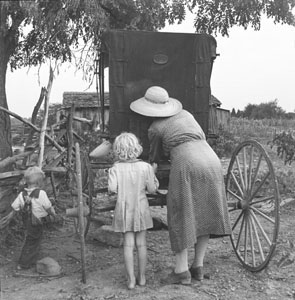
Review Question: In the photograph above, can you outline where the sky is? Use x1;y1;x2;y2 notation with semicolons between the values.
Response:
6;14;295;118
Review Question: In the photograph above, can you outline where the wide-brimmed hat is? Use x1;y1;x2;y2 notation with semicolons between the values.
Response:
130;86;182;117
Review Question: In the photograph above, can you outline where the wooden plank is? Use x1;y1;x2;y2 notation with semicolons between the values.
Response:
43;167;67;173
93;192;167;213
75;142;87;284
0;170;25;179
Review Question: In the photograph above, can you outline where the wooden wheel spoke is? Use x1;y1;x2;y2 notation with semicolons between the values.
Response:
235;213;245;251
248;146;254;191
251;206;275;224
248;216;256;267
250;153;263;191
249;214;265;262
250;195;275;206
249;171;270;201
227;188;244;202
232;210;244;231
227;189;243;212
243;148;248;191
244;214;249;262
230;171;244;197
249;210;272;247
235;156;246;192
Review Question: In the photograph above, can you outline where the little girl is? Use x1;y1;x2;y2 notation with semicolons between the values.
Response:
108;132;159;289
1;166;56;270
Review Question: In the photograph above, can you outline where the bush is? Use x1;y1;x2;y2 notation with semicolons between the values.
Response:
208;128;239;159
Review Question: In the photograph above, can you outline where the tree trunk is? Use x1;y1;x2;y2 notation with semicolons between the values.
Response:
0;2;26;246
0;36;12;171
0;1;25;170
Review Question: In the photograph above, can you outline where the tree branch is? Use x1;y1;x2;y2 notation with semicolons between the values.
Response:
0;106;64;152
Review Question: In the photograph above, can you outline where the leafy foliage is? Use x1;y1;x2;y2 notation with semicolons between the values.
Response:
234;99;286;119
208;127;239;158
191;0;295;36
5;0;187;77
268;131;295;165
243;100;286;119
3;0;295;75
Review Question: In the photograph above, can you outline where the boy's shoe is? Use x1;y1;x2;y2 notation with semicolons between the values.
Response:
161;270;191;285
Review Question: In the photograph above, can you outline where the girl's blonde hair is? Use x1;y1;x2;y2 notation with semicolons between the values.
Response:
24;166;45;186
113;132;143;161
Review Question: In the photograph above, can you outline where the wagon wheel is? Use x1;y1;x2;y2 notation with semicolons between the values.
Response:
69;149;94;237
225;140;280;272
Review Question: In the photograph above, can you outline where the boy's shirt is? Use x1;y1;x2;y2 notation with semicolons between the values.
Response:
11;188;52;218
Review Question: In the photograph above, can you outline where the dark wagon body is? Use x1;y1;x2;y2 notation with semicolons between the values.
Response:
100;30;217;159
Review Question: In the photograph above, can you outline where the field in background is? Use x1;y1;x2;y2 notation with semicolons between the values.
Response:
229;117;295;143
218;117;295;198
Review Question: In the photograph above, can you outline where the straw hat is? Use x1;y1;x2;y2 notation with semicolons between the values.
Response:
130;86;182;117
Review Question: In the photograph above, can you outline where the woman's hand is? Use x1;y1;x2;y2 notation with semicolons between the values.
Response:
151;162;158;174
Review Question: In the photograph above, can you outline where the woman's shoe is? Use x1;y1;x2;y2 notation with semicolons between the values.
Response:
161;270;191;285
189;266;210;281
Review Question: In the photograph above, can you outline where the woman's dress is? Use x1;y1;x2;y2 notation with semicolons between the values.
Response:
148;110;232;252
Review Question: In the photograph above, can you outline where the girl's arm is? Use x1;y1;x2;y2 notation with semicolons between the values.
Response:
108;166;118;193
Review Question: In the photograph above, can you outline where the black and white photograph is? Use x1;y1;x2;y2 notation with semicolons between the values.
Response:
0;1;295;299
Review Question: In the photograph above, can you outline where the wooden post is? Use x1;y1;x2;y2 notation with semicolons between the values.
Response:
38;66;54;167
67;104;75;167
75;142;87;283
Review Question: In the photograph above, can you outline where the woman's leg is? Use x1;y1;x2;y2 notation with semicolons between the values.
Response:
135;230;147;286
162;247;191;285
175;248;188;273
191;234;209;268
123;231;136;289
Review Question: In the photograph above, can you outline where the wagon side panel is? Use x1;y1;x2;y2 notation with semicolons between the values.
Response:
102;30;216;159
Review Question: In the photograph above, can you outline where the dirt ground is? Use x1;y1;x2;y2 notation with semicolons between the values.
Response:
1;150;295;300
0;192;295;300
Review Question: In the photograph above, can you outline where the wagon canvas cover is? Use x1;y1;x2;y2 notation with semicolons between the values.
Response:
101;30;217;159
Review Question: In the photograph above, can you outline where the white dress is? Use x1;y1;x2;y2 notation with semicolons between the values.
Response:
108;159;159;233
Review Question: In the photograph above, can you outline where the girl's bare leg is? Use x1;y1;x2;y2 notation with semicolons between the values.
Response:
135;230;147;286
124;232;136;289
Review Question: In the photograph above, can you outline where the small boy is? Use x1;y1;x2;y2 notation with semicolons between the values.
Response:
2;166;56;270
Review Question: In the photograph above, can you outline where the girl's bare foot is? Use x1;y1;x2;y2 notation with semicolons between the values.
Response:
136;276;146;287
127;276;136;290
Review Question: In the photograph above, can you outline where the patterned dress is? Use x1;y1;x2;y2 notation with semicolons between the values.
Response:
148;110;232;253
108;159;159;233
